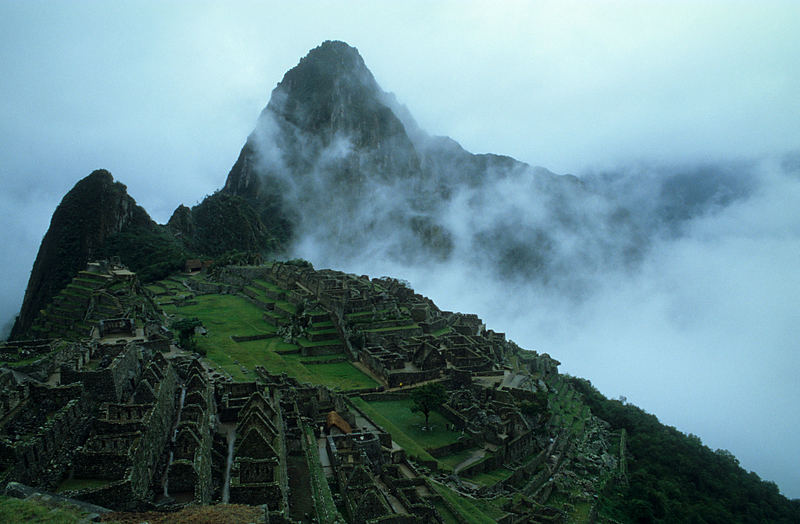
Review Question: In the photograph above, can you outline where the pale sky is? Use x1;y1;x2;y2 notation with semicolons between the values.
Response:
1;0;799;497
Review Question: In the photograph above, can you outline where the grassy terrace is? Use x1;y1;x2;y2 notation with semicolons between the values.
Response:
433;501;461;524
145;283;167;294
263;310;287;323
306;327;338;335
245;284;266;296
432;326;453;337
295;337;342;348
360;323;420;333
0;495;89;523
428;480;508;524
5;355;47;368
350;397;462;468
345;309;394;321
253;279;284;292
274;300;297;315
166;294;376;390
438;446;482;470
549;378;591;438
465;467;514;487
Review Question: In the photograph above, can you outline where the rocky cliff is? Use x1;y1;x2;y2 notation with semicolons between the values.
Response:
220;40;644;281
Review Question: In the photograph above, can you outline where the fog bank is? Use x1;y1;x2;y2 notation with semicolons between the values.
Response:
290;157;800;498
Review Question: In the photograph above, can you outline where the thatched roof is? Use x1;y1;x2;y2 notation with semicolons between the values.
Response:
325;410;353;434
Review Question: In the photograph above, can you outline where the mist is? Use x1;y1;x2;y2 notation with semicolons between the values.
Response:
271;128;800;498
1;0;799;499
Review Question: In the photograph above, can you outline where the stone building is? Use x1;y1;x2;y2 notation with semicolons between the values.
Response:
227;390;289;512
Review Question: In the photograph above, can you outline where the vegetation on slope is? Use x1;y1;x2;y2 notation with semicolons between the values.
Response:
11;170;153;338
189;192;276;257
165;292;376;389
569;377;800;523
0;495;92;523
97;224;190;282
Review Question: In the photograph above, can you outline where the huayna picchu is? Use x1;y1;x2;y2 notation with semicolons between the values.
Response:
2;41;798;523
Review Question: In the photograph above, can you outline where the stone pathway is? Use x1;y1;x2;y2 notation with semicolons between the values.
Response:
454;448;486;474
316;435;334;478
375;477;407;514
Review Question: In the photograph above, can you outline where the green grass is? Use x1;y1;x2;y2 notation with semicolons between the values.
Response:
465;467;514;487
433;500;462;524
57;477;113;492
296;337;343;348
360;323;420;333
432;326;452;337
306;327;338;336
263;310;286;323
350;398;462;467
366;399;461;448
0;495;89;523
428;481;507;524
155;277;185;292
285;359;378;391
351;397;435;463
287;353;345;362
253;279;285;292
145;284;167;294
167;294;375;389
61;287;90;299
5;355;47;367
570;501;593;523
275;300;297;315
245;285;266;296
345;309;394;320
304;426;341;523
167;293;274;335
437;447;483;470
549;383;590;439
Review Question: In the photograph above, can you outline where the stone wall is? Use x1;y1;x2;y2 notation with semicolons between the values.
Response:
0;383;90;489
213;266;272;288
128;361;178;500
67;479;133;510
13;341;86;382
72;447;131;480
188;280;240;295
71;343;146;403
386;369;441;388
172;361;214;504
459;451;504;477
427;439;477;459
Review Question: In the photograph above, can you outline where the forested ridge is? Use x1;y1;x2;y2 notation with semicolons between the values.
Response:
569;377;800;523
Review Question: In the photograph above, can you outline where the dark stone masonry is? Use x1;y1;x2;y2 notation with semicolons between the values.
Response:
0;261;621;522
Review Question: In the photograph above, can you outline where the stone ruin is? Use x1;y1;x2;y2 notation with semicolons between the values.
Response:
0;260;623;522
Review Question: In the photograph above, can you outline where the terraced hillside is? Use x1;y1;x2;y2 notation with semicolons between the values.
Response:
2;261;796;523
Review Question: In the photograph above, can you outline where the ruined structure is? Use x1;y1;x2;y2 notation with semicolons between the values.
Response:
0;261;624;522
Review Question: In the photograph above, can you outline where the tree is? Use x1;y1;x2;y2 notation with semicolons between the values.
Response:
410;382;446;429
171;317;203;353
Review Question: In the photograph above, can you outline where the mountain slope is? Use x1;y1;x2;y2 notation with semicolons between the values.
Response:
221;40;646;286
10;170;153;338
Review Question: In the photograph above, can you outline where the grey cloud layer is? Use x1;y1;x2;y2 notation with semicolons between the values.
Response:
252;107;800;498
1;0;798;498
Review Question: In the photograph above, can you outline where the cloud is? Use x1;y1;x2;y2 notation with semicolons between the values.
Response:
1;0;798;498
280;141;800;497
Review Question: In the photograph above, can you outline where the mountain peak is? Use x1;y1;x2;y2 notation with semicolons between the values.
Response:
301;40;366;70
270;39;381;119
10;170;153;339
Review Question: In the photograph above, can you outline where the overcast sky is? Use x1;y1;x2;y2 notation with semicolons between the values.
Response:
1;1;799;497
